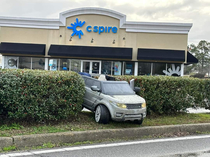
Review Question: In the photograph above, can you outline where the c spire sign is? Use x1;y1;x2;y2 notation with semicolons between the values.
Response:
67;18;85;39
67;18;118;39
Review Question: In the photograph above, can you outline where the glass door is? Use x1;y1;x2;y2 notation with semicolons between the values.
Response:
82;61;90;73
81;60;101;74
92;61;100;74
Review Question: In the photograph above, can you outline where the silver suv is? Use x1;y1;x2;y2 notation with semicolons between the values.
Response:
81;75;146;125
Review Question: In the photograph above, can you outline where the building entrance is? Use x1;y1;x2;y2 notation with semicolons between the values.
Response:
81;60;101;74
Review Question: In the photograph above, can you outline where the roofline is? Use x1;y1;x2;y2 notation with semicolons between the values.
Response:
0;7;193;34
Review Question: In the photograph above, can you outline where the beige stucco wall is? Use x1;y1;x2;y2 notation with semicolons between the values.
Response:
0;14;188;62
0;27;60;56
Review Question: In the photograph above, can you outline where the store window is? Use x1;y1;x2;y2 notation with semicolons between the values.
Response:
32;58;45;70
82;61;90;73
19;57;31;69
4;56;18;69
112;61;122;76
92;61;100;74
70;60;81;72
138;62;151;75
124;62;134;75
48;59;59;71
165;63;182;76
60;59;70;71
152;63;166;75
101;61;112;75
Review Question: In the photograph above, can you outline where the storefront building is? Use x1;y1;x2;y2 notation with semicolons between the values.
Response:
0;8;198;76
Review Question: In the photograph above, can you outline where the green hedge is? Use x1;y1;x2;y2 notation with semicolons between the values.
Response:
0;69;85;122
115;76;210;115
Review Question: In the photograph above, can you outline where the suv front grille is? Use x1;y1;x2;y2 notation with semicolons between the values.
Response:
126;103;142;109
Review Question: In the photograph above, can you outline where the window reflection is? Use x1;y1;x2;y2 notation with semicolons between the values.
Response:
102;61;111;75
60;59;70;71
152;63;166;75
71;60;81;72
124;62;134;75
19;57;31;69
32;58;45;70
138;62;151;75
48;59;59;71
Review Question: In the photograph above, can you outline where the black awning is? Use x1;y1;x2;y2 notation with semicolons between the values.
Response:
48;45;132;60
186;51;198;64
137;48;185;62
0;42;45;55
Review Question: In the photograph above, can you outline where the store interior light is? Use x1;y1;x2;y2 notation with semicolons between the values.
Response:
91;38;94;43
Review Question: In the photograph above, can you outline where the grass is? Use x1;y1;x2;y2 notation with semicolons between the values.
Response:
0;112;210;137
143;113;210;126
2;146;16;152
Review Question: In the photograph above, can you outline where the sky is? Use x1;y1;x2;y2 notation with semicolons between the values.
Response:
0;0;209;46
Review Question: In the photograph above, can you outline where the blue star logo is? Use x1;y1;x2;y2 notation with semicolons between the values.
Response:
67;18;85;39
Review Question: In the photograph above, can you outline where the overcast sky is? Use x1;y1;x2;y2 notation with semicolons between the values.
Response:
0;0;209;45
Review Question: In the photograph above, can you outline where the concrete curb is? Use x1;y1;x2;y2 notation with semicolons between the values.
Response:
0;137;13;148
1;123;210;149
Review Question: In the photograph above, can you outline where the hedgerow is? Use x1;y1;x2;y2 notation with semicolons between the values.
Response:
115;75;210;115
0;69;85;122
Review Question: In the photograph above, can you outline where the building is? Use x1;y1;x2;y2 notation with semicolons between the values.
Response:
0;7;198;76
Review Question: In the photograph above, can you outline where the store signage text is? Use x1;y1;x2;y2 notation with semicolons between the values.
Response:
86;26;118;34
67;18;118;39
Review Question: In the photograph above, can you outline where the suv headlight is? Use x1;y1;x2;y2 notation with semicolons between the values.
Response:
142;102;146;108
116;103;127;109
109;101;127;109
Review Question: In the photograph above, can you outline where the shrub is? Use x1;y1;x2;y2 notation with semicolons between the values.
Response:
190;73;205;78
0;69;85;122
204;78;210;109
115;75;209;115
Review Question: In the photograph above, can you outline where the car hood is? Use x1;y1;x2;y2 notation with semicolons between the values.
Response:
111;95;145;104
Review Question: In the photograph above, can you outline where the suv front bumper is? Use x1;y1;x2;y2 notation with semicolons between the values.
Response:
111;107;147;121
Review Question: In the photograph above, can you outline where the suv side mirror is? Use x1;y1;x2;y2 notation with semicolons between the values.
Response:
91;86;101;92
134;87;140;93
129;79;134;90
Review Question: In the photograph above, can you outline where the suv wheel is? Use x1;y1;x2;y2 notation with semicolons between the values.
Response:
95;105;110;124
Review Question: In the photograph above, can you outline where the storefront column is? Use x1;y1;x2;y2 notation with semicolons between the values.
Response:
134;62;138;76
45;58;48;70
181;63;184;76
151;63;153;76
1;56;4;69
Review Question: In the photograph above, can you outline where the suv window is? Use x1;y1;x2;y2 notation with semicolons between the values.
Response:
85;78;101;89
102;82;135;95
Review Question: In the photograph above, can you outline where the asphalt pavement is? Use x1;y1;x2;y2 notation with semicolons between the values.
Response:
1;134;210;157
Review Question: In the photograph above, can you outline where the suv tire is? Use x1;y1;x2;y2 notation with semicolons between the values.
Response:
95;105;110;124
135;118;143;125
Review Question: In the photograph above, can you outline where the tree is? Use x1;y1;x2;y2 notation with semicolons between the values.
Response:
188;40;210;75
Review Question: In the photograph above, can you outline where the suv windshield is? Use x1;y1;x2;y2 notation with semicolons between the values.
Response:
102;82;135;95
